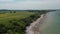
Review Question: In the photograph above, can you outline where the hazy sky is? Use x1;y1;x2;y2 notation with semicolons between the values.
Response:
0;0;60;10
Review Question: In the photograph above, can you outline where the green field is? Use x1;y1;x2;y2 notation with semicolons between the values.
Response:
0;12;35;19
0;12;35;24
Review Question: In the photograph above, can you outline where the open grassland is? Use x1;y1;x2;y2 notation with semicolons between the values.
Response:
0;12;35;20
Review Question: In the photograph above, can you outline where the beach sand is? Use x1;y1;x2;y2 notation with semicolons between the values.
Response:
25;14;45;34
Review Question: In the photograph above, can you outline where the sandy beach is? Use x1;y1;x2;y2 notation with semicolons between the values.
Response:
25;14;45;34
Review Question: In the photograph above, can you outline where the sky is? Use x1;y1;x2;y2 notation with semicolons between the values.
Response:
0;0;60;10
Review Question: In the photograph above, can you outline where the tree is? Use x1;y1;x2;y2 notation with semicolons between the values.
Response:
0;24;7;34
14;11;16;13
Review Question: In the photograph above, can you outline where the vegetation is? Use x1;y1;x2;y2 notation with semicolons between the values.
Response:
0;10;48;34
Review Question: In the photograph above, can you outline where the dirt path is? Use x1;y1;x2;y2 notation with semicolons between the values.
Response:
25;14;45;34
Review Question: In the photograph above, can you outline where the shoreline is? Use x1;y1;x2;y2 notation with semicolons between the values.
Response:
25;14;45;34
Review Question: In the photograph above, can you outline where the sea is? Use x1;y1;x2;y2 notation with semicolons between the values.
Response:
40;11;60;34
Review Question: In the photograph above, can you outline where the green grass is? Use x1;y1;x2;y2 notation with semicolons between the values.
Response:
0;12;35;24
0;12;35;19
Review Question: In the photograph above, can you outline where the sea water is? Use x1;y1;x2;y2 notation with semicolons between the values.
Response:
40;11;60;34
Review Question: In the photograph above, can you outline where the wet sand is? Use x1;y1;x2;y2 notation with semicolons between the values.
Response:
25;14;45;34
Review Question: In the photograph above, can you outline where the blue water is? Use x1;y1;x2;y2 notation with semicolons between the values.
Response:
40;11;60;34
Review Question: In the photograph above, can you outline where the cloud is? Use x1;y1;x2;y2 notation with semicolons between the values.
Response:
22;0;60;1
0;0;14;2
0;1;60;10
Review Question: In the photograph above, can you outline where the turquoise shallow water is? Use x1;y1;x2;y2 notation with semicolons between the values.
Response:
40;11;60;34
